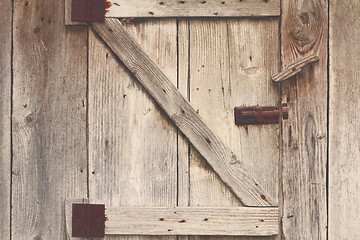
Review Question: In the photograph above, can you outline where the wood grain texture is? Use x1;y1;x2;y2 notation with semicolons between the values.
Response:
280;0;328;239
11;0;88;238
92;18;275;207
272;55;319;82
183;18;281;240
0;0;12;239
105;207;279;236
329;1;360;239
177;19;191;240
88;18;178;240
177;19;191;207
106;0;280;18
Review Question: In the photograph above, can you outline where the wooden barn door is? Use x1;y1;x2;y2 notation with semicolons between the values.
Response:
65;0;326;239
86;17;280;238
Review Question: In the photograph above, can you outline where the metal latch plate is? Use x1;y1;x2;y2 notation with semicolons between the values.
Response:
72;0;105;22
72;203;105;237
234;106;288;125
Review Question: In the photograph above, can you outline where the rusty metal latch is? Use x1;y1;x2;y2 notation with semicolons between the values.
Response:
72;0;105;22
72;203;105;237
234;106;288;125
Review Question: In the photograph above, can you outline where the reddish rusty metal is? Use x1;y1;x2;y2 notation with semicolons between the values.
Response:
72;0;105;22
72;203;105;237
234;106;288;125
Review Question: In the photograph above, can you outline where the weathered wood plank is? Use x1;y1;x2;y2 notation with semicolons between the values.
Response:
185;18;281;240
12;0;88;238
88;18;178;240
272;55;319;82
280;0;328;239
177;19;191;207
329;1;360;239
177;19;191;240
106;0;280;18
0;0;12;239
92;18;275;207
105;207;279;236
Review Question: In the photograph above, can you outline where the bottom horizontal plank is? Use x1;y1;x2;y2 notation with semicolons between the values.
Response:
105;207;279;236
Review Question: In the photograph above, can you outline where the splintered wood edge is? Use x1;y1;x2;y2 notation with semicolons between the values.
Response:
65;200;279;236
272;55;320;82
91;19;276;207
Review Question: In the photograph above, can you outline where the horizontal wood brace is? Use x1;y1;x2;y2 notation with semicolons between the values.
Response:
105;0;281;18
106;207;279;236
66;200;279;237
66;0;280;25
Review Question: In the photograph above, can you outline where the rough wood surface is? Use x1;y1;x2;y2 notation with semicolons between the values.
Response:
88;18;178;240
0;0;12;239
183;18;281;240
105;207;279;236
92;18;275;207
177;19;191;240
329;1;360;239
11;0;88;238
280;0;328;239
272;55;320;82
106;0;280;18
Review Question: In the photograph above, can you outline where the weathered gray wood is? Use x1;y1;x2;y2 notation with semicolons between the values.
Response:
0;0;12;239
272;55;320;82
177;19;190;207
92;18;275;207
12;0;88;238
329;2;360;239
177;19;191;240
184;18;281;240
106;0;280;18
64;0;87;26
88;18;178;240
105;207;279;236
280;0;328;239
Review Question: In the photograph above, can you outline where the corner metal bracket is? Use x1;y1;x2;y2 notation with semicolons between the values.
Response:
72;203;105;237
234;106;289;125
72;0;105;22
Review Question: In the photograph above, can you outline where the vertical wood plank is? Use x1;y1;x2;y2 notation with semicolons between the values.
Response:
177;19;190;240
280;0;328;239
0;0;12;239
88;19;178;240
329;1;360;239
12;0;88;238
181;18;280;240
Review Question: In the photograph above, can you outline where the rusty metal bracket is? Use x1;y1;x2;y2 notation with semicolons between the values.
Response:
72;203;105;237
234;106;288;125
72;0;105;22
